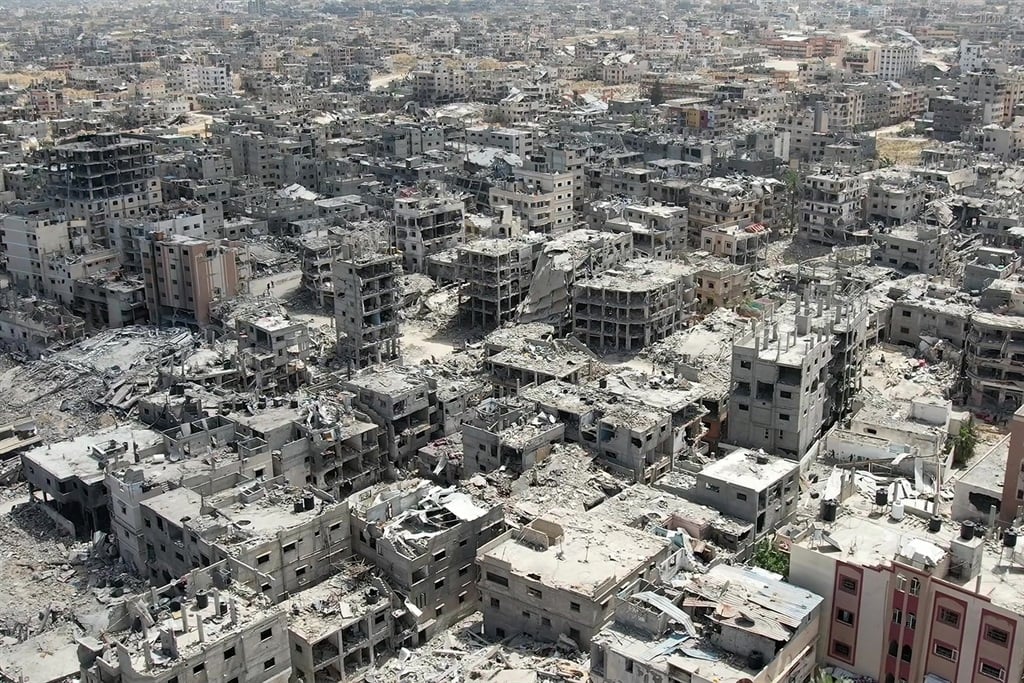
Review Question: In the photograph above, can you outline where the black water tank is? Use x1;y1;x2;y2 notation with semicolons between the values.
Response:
822;499;837;523
293;499;304;514
875;488;889;507
928;516;943;533
748;651;765;671
961;521;976;540
303;494;315;511
1004;530;1018;548
195;591;209;610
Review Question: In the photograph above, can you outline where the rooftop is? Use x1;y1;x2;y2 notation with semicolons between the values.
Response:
187;482;343;548
351;479;497;559
280;562;392;641
795;491;1024;613
478;508;670;599
23;426;163;484
575;258;697;292
698;448;798;490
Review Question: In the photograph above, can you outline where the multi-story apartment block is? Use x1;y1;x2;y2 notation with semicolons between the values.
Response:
489;159;575;234
141;233;240;326
236;315;310;394
872;223;953;276
464;126;536;156
456;233;544;328
799;172;868;245
572;258;697;353
728;311;832;459
46;133;162;245
411;63;469;104
350;479;504;641
140;479;352;597
877;33;923;81
394;187;465;274
333;246;402;370
477;508;682;648
789;494;1024;683
2;207;89;294
960;66;1024;125
79;562;293;683
686;175;780;247
866;174;929;227
690;447;801;536
342;366;438;466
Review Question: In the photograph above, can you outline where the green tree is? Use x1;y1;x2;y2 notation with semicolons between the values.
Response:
953;419;979;467
649;79;666;106
751;539;790;578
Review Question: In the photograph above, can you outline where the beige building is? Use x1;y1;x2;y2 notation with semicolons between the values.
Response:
477;509;682;648
79;561;292;683
489;159;574;234
394;187;465;274
141;233;240;326
572;258;697;353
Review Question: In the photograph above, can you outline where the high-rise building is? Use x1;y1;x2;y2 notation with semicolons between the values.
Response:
333;245;402;369
141;233;239;326
45;133;162;246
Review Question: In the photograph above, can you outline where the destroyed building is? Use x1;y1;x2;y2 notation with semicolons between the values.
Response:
342;366;438;467
333;245;402;370
590;565;822;683
393;186;466;274
78;561;293;683
235;315;311;394
572;258;697;353
141;479;351;597
517;228;633;331
476;508;684;648
350;479;504;642
282;561;412;681
461;397;565;477
456;232;545;328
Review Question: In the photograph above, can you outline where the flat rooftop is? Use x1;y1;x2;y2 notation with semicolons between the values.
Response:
796;495;1024;613
23;426;163;484
479;508;670;599
575;258;696;292
280;562;391;641
343;366;429;396
351;479;497;558
699;449;798;491
114;580;279;672
189;483;342;548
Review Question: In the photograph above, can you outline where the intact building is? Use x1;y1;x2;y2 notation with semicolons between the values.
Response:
141;233;240;326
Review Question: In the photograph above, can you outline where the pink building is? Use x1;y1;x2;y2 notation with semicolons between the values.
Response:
788;492;1024;683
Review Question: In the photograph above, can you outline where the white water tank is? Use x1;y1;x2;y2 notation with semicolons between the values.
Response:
890;500;905;521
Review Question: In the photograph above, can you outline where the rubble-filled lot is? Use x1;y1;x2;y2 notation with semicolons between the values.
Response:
0;498;143;645
366;614;589;682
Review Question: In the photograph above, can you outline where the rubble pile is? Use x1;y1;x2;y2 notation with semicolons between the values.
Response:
0;327;195;441
367;615;589;682
0;502;141;644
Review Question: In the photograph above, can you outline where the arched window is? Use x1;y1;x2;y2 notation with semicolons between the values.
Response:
901;644;913;662
886;675;896;683
889;641;899;657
